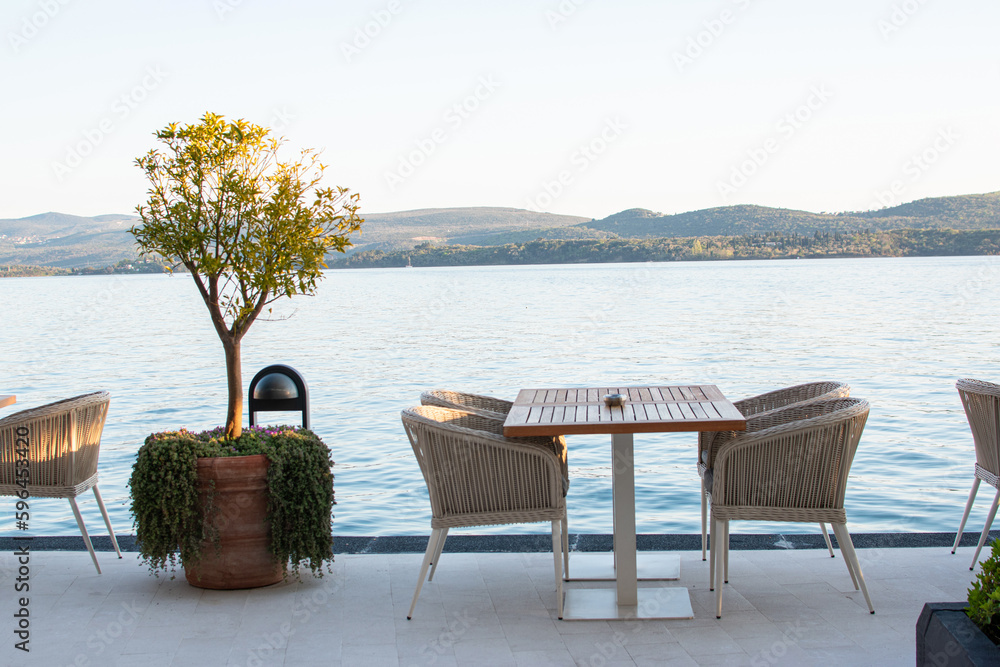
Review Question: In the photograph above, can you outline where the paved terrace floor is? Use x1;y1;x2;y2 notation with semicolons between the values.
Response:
0;535;994;667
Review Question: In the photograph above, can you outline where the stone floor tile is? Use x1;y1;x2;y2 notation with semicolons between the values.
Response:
511;648;577;665
670;626;745;657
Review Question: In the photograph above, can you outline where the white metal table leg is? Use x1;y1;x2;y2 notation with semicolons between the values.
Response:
611;433;637;607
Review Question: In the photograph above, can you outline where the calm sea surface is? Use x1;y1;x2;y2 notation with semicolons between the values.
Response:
2;256;999;538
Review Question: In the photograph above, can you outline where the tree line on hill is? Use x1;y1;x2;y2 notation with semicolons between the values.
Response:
328;229;1000;269
0;257;171;278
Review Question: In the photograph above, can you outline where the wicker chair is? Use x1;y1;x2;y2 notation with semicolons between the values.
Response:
420;389;569;488
698;381;851;561
708;397;874;618
0;392;122;574
402;405;568;619
420;389;513;419
951;379;1000;569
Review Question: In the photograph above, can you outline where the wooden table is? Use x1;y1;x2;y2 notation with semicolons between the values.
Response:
0;395;15;410
504;385;745;620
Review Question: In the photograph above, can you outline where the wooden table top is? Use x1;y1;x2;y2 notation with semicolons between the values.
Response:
503;385;746;437
0;395;15;410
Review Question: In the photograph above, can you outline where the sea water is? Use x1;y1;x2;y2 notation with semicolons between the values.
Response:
1;255;998;537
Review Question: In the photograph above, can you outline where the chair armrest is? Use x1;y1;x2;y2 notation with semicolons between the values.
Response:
416;406;569;492
420;390;513;419
710;399;869;510
701;385;850;470
731;382;850;418
402;407;566;515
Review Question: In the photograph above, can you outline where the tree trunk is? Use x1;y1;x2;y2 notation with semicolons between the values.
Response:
222;335;242;439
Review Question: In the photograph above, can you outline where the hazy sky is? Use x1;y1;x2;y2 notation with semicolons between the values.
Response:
2;0;997;220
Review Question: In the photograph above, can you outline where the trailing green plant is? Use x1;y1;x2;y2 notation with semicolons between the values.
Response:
128;425;334;580
967;538;1000;644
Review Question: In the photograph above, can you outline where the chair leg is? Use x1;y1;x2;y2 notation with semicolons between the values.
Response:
714;517;726;618
723;519;730;584
92;486;122;559
840;536;860;591
832;523;874;614
970;487;1000;570
709;512;715;591
408;528;445;620
68;498;100;575
551;520;564;620
561;511;569;579
428;527;449;581
953;478;981;554
820;523;835;558
701;477;708;561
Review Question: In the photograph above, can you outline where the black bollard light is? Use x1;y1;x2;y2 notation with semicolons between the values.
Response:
248;364;310;430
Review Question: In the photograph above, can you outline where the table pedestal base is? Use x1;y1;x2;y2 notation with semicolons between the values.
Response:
561;587;694;621
566;553;680;581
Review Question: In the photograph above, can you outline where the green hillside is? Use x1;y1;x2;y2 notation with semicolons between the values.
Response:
581;192;1000;238
0;207;590;268
350;207;591;251
3;192;999;271
855;191;1000;224
332;228;1000;269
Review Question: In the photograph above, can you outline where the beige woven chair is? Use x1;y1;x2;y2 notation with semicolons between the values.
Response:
708;397;874;618
0;391;122;574
421;389;570;487
402;405;568;619
420;389;514;419
698;381;851;561
951;379;1000;569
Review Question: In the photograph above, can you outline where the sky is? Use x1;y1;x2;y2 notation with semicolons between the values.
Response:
2;0;998;221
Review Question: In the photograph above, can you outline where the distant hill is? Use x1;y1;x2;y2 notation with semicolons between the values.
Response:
580;192;1000;238
353;207;591;251
3;193;999;269
0;212;138;240
854;192;1000;224
0;212;140;268
581;205;837;237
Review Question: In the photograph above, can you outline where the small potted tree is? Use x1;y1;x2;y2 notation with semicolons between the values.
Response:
127;112;362;588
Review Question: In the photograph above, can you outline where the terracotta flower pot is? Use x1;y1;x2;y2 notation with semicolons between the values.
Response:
183;454;285;589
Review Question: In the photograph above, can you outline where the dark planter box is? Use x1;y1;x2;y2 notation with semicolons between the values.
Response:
917;602;1000;666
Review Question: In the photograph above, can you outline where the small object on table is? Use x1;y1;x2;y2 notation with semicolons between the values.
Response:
604;393;627;407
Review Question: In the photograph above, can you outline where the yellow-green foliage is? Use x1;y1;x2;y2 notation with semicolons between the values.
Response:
131;113;363;438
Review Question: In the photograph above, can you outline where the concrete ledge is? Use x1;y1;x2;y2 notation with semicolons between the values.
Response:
1;531;996;554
